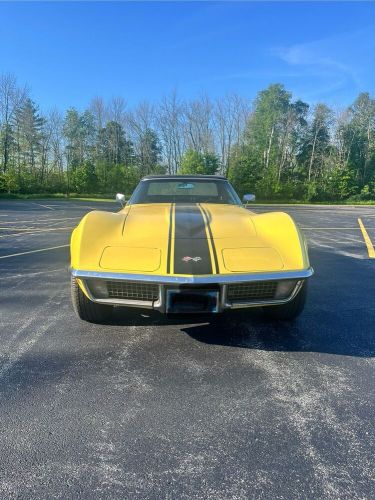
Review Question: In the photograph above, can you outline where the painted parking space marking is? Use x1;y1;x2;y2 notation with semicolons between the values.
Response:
0;217;80;224
30;202;56;210
0;226;73;232
0;228;74;238
0;226;73;231
0;268;65;280
0;232;66;239
358;218;375;258
0;244;69;259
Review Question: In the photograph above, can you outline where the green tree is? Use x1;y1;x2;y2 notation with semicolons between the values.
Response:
98;121;134;166
179;149;219;175
0;73;26;173
228;147;258;197
14;99;46;187
0;124;14;172
69;162;97;193
137;128;161;176
0;169;19;193
230;84;308;198
344;93;375;184
300;103;332;183
245;84;291;174
96;121;135;190
63;109;95;193
63;109;95;168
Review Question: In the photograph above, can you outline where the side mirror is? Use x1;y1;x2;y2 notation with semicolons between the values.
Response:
243;193;256;204
116;193;126;206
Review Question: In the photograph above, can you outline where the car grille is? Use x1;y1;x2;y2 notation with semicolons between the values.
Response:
106;281;159;302
226;281;278;302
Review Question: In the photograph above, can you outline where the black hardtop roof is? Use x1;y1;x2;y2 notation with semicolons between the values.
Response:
141;174;227;181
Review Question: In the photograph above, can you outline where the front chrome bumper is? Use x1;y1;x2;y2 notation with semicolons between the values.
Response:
72;267;313;313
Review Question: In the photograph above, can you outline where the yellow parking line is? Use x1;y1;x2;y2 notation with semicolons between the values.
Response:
358;218;375;258
0;244;69;259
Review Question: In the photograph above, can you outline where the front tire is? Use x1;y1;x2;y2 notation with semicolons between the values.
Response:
262;281;308;321
71;276;113;323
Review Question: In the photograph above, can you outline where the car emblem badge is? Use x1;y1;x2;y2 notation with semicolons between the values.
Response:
182;256;202;262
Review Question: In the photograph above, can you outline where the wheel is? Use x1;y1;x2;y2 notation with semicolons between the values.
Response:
262;281;308;320
71;276;113;323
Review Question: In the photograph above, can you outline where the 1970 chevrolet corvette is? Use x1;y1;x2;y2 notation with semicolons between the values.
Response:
70;175;313;322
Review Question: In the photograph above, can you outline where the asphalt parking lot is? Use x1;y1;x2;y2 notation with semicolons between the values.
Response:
0;199;374;499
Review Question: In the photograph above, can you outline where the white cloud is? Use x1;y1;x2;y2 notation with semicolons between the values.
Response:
273;41;359;86
270;27;375;97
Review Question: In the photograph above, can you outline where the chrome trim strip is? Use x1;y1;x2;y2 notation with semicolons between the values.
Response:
72;267;314;285
89;297;156;309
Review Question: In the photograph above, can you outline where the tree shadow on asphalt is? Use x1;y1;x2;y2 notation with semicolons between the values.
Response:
109;247;375;358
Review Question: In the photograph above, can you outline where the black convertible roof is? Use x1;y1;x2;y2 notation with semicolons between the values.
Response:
142;174;227;181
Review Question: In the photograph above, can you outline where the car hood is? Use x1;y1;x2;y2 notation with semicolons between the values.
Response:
100;203;283;274
71;202;307;275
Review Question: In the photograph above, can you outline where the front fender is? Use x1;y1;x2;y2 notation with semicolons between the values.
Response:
70;210;128;271
251;211;310;270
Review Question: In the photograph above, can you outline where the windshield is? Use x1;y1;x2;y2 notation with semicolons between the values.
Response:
128;179;241;205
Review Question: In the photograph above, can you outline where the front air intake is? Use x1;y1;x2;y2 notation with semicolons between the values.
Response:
226;281;278;302
106;281;160;301
86;278;160;302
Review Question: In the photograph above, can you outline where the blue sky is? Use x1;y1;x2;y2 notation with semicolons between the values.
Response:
0;1;374;112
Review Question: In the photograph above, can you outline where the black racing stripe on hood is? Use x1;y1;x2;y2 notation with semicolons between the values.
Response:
199;205;219;274
166;203;173;274
173;204;213;275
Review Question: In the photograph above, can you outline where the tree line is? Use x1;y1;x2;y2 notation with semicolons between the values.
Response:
1;73;374;201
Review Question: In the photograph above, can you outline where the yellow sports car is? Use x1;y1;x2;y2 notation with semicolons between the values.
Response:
70;175;313;322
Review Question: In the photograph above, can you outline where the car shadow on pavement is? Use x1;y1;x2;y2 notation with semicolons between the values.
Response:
181;311;375;358
182;246;375;358
110;247;375;358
